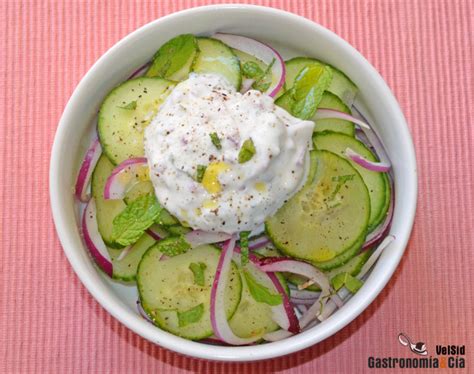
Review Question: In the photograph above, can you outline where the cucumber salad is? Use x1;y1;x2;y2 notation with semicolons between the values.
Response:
75;33;395;344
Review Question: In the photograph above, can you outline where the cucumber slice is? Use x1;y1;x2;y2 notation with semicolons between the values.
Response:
265;150;370;264
91;155;126;248
137;245;242;340
283;57;358;106
98;77;175;165
315;92;355;136
192;38;241;90
229;264;286;339
146;34;198;81
109;233;156;282
287;249;372;290
313;132;390;231
124;181;154;204
313;233;365;270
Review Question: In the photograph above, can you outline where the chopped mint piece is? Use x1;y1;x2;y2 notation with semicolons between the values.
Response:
209;132;222;150
177;304;204;327
196;165;207;183
239;231;250;266
155;236;191;257
243;270;282;306
242;61;264;79
111;194;162;246
189;262;207;286
146;34;197;79
291;65;333;120
238;138;256;164
252;81;271;92
252;58;275;91
118;101;137;110
331;272;363;293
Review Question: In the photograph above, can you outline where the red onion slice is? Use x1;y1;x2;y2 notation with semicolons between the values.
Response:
136;300;153;323
248;235;271;251
82;199;113;277
240;78;255;94
128;62;151;80
185;230;232;248
345;147;391;172
258;257;331;294
146;224;167;241
212;33;285;97
233;248;299;336
116;245;132;261
210;237;260;345
290;289;321;300
351;107;391;166
75;139;102;202
104;157;148;200
314;108;371;129
290;297;317;306
358;235;395;279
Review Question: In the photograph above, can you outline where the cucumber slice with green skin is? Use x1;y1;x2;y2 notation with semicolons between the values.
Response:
229;265;287;339
275;91;355;137
282;57;358;106
98;77;175;165
123;181;154;204
137;245;242;340
108;233;156;282
146;34;198;81
287;248;371;291
192;38;241;90
313;131;390;231
312;232;365;270
265;150;370;264
91;155;126;248
315;92;355;136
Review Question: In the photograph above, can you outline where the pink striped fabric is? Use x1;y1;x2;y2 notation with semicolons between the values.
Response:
1;0;473;372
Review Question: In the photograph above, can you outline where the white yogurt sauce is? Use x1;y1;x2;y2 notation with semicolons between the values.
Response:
144;73;314;234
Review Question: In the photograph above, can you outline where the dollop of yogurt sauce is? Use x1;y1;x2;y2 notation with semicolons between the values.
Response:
144;73;314;234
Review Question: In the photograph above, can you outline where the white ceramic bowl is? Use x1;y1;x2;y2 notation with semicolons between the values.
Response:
50;4;417;362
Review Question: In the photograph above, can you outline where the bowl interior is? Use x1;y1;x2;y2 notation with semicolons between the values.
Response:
50;5;417;361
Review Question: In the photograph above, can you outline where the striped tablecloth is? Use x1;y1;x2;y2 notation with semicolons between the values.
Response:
1;1;472;372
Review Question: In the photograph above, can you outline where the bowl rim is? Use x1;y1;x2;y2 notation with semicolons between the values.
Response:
50;4;417;362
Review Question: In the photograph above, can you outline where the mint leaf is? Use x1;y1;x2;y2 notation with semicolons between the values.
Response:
177;304;204;327
209;132;222;150
252;58;275;92
239;231;250;266
291;65;333;120
196;165;207;183
243;270;282;306
155;236;191;257
189;262;207;286
146;34;197;79
118;101;137;110
242;61;264;79
331;272;363;293
112;194;162;246
238;138;256;164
